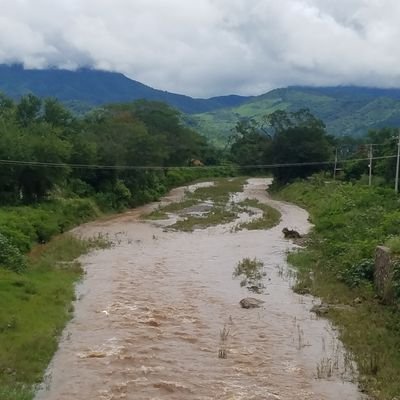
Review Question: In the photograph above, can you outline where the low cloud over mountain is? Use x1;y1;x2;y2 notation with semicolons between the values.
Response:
1;1;400;97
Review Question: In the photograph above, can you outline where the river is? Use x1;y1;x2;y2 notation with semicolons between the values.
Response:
35;178;365;400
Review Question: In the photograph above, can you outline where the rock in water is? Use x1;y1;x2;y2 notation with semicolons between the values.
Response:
240;298;265;309
282;227;302;239
310;303;330;316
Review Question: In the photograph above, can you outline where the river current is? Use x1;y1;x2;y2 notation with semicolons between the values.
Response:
35;178;365;400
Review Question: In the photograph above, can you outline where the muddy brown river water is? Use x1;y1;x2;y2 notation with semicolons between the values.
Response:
35;178;366;400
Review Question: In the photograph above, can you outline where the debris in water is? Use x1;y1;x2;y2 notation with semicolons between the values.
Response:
218;324;230;359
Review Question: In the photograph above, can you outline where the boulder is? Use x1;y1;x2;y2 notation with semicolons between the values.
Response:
240;298;265;309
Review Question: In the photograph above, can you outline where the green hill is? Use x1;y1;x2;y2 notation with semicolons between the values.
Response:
0;64;250;114
2;65;400;145
185;87;400;146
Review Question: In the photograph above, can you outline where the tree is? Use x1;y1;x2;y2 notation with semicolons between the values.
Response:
17;123;71;201
16;94;42;127
229;119;271;168
342;128;398;183
43;98;73;127
367;128;398;184
268;109;333;184
0;93;14;118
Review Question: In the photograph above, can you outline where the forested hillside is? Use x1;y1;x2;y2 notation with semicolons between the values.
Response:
0;64;250;114
4;65;400;147
186;86;400;145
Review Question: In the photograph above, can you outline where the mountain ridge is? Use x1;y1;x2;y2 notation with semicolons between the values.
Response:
186;86;400;144
2;64;400;143
0;64;251;114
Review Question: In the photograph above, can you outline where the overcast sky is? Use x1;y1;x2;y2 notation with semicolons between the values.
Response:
0;0;399;97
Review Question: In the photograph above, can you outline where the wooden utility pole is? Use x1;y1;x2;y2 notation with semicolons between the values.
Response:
368;144;373;187
333;148;338;180
395;130;400;194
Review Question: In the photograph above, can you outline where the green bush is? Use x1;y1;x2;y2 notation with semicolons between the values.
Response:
57;199;99;230
0;233;26;273
278;177;400;288
67;179;95;197
341;259;375;288
0;199;99;253
392;262;400;301
385;236;400;254
32;218;60;243
0;213;37;252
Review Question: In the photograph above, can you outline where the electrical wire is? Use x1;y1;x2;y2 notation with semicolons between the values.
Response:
0;154;397;170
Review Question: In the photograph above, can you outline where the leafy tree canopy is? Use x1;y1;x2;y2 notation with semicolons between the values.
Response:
0;93;221;204
268;109;333;184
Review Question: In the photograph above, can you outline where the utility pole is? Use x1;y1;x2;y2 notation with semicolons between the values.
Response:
333;148;338;180
368;144;373;187
395;130;400;194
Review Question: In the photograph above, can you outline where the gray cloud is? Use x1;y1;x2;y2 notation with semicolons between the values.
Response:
0;0;400;97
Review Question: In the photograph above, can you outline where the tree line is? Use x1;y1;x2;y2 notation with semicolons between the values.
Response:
0;93;222;207
229;108;400;187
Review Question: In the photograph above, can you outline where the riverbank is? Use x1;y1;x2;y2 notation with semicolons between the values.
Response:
276;176;400;399
0;234;111;400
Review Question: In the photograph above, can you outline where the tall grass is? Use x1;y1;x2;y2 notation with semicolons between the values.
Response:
0;235;107;400
235;199;281;231
157;177;248;231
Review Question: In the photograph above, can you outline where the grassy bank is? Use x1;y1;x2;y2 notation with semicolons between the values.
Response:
235;199;281;231
277;176;400;399
0;235;110;400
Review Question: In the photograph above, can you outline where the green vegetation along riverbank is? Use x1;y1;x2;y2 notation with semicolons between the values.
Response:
0;234;111;400
277;176;400;399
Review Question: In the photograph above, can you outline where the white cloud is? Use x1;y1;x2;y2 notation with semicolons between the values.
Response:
0;0;400;97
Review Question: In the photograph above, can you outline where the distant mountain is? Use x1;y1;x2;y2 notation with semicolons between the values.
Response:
0;64;251;114
2;65;400;145
185;86;400;145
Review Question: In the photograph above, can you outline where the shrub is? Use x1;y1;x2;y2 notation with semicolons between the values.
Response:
0;199;100;253
0;212;37;252
233;258;264;281
392;261;400;301
113;180;132;209
57;199;99;230
0;233;26;273
385;236;400;254
341;259;375;288
68;179;95;197
32;218;60;243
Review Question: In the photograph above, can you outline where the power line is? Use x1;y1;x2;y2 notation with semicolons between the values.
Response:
0;154;396;171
